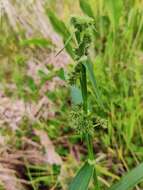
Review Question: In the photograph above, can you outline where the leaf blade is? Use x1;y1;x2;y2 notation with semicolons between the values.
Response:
105;0;123;32
69;161;94;190
46;9;75;58
46;9;70;39
84;59;103;108
20;38;53;48
108;163;143;190
79;0;95;18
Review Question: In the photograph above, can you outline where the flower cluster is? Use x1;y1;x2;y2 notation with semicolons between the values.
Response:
69;106;94;136
69;106;107;136
68;16;94;85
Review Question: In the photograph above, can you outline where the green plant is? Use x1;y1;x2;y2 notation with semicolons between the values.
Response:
47;9;101;189
47;0;143;189
68;16;100;190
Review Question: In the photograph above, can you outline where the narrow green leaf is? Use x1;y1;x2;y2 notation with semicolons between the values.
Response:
20;38;53;48
69;161;94;190
46;9;75;58
57;68;66;81
46;9;70;39
79;0;95;18
70;86;83;105
105;0;123;32
84;59;103;108
63;36;75;59
27;76;37;92
108;163;143;190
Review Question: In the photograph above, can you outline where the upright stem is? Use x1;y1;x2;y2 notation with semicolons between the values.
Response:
80;63;100;190
80;64;88;114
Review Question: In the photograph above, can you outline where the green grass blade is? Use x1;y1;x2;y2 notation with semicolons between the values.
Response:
20;38;53;47
69;161;94;190
46;9;70;39
79;0;95;18
108;163;143;190
84;59;103;108
105;0;123;32
63;37;75;59
46;9;75;58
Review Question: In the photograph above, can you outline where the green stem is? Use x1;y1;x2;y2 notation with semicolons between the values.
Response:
80;64;88;113
93;169;100;190
86;133;94;160
80;63;100;190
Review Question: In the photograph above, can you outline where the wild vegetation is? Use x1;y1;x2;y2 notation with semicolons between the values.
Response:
1;0;143;190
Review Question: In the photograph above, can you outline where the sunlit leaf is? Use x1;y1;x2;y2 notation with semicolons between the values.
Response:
105;0;123;32
46;9;70;39
47;9;75;58
69;161;94;190
57;68;66;80
79;0;95;18
108;163;143;190
84;59;103;108
20;38;53;48
27;76;37;92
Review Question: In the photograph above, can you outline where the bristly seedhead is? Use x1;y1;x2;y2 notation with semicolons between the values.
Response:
69;105;94;136
68;16;95;84
70;16;95;60
70;16;94;31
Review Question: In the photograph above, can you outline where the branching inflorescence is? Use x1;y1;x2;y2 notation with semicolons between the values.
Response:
68;16;100;190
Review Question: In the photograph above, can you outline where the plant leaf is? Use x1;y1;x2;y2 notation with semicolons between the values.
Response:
79;0;95;18
46;9;70;39
27;76;37;92
69;161;94;190
108;163;143;190
105;0;123;32
20;38;53;48
70;86;83;105
63;35;75;59
84;59;103;108
46;9;75;58
57;68;66;81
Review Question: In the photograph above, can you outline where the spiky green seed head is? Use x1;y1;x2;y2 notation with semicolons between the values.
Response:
71;16;94;30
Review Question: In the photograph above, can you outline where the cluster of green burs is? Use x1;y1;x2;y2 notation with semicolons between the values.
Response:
68;16;106;136
68;16;94;85
70;105;107;136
